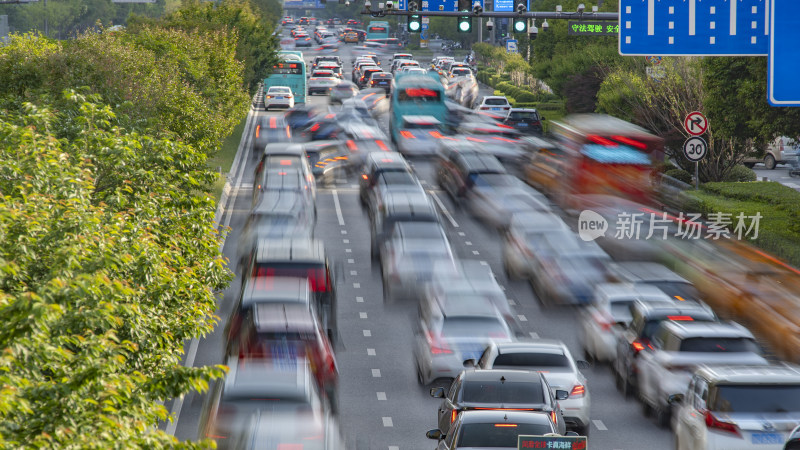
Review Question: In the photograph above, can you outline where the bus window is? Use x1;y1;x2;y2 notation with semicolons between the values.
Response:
273;63;304;75
398;88;442;102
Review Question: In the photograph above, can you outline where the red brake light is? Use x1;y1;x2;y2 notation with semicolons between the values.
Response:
375;140;389;151
570;385;586;398
427;331;452;354
704;411;741;437
587;135;619;146
255;124;261;138
667;315;694;321
451;409;458;423
346;140;358;151
611;135;648;150
361;174;368;180
632;341;645;353
270;117;277;128
549;410;557;425
400;130;414;139
280;159;292;166
494;424;518;428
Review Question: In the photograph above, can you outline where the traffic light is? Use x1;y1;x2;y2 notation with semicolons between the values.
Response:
408;14;421;32
457;0;471;33
513;0;527;33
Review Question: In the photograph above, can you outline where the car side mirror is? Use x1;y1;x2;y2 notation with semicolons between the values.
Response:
565;431;579;437
430;387;446;398
426;429;443;440
668;393;684;405
555;390;569;401
575;360;591;370
463;359;476;368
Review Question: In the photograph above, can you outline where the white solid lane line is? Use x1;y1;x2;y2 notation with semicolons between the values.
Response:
332;189;346;226
430;191;459;228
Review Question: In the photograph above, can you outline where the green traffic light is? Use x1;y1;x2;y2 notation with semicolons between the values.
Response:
458;18;471;32
410;21;420;31
514;20;526;32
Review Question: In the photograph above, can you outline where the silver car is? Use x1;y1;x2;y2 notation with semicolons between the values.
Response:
308;70;340;95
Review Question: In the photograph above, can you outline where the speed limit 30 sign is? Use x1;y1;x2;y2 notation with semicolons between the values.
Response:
683;136;708;162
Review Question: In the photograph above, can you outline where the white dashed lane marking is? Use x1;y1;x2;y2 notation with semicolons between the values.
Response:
480;260;489;265
382;417;393;427
360;312;368;319
363;329;372;337
350;270;358;275
341;230;348;235
593;419;608;431
332;189;345;226
367;348;376;356
472;250;480;255
508;299;517;306
376;392;387;400
458;232;466;236
465;241;473;246
389;447;399;450
518;315;528;322
430;192;459;228
353;282;361;288
343;239;350;243
372;369;382;377
345;248;353;253
529;332;540;338
348;258;355;263
356;296;364;302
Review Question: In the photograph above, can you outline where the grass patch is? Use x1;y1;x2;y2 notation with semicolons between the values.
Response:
208;114;248;202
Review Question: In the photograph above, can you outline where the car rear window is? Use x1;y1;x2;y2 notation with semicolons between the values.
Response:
441;317;509;339
492;352;571;368
458;423;551;447
484;98;510;106
709;384;800;413
253;264;327;292
451;69;471;76
462;380;545;404
610;301;635;323
378;171;416;185
678;337;760;353
508;111;540;120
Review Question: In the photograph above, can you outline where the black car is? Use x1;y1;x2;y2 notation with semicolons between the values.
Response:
284;105;321;132
368;72;394;94
430;369;568;435
251;115;291;156
504;108;544;135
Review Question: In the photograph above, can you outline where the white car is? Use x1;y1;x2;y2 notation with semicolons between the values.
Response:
474;95;511;117
578;283;672;363
501;211;574;280
395;115;443;157
308;70;340;95
469;340;592;435
265;86;295;110
637;320;769;428
673;365;800;450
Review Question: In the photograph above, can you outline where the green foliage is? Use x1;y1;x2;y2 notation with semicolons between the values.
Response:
665;168;693;184
722;165;757;182
0;93;230;448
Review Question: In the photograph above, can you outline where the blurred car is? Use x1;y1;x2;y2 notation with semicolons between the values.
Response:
473;95;512;117
311;55;342;71
254;143;314;198
299;114;344;141
614;299;718;399
264;86;295;110
501;211;574;280
250;165;314;211
637;320;769;427
329;81;359;105
391;52;414;63
578;283;672;364
414;290;513;385
358;151;417;208
425;410;565;449
303;140;348;183
357;67;384;89
294;33;313;47
283;104;321;133
429;369;567;435
380;221;456;301
200;358;330;447
317;62;343;79
343;31;359;43
468;340;591;435
532;244;613;306
504;108;544;135
609;261;703;302
308;70;340;95
238;191;315;257
523;138;569;193
368;72;394;94
226;301;339;412
251;115;291;155
392;60;421;75
788;426;800;450
353;41;388;54
369;190;440;259
673;365;800;450
281;16;293;25
436;149;507;203
454;122;525;163
354;88;390;115
395;115;445;157
465;174;551;229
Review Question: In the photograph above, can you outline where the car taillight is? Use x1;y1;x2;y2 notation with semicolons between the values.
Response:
451;409;458;423
400;130;414;139
426;331;452;354
570;385;586;398
631;340;645;353
255;124;261;138
704;411;741;437
550;410;557;425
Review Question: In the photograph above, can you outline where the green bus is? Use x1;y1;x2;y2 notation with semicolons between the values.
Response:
264;51;307;104
389;75;447;142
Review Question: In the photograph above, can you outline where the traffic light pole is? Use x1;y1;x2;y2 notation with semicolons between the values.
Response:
360;9;618;20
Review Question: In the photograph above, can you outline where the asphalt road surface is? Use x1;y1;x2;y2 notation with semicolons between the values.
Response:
165;39;675;450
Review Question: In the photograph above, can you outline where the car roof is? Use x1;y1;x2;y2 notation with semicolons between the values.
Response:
696;364;800;384
594;283;672;302
494;340;567;355
252;189;307;214
660;320;753;339
463;369;545;383
612;262;689;283
240;276;310;309
632;299;715;317
253;302;316;333
223;356;312;401
366;151;408;166
456;152;506;173
254;238;326;264
263;143;305;157
381;191;436;214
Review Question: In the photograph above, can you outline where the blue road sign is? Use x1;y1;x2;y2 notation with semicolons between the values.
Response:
420;22;429;40
495;0;528;13
506;39;518;53
420;0;480;12
768;0;800;106
619;0;769;56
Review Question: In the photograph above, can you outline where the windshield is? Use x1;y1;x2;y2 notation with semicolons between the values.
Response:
398;87;442;102
610;301;635;323
484;98;509;106
462;380;545;404
441;317;508;339
268;87;292;94
458;422;552;447
378;171;417;185
451;69;471;76
710;385;800;413
679;337;760;353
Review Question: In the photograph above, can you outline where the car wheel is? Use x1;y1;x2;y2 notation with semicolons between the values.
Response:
642;398;653;417
574;424;590;437
656;404;671;428
416;363;426;385
765;153;777;169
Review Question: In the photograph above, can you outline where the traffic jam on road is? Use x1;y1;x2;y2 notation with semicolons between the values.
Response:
178;16;800;450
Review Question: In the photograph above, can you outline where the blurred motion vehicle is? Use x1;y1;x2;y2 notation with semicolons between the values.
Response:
465;173;550;229
251;165;314;212
226;301;339;412
453;122;525;163
395;115;445;157
380;221;456;301
532;242;613;306
742;136;799;169
614;300;718;399
504;108;544;135
473;95;511;117
200;359;332;448
672;365;800;450
354;88;390;115
548;114;664;210
414;291;513;385
317;62;343;79
308;70;340;95
329;81;359;104
369;190;441;259
502;212;574;280
468;340;591;435
425;410;561;449
264;86;295;110
254;143;314;198
303;140;349;184
609;261;703;302
391;53;414;63
283;104;320;133
359;151;420;210
436;148;507;204
357;66;384;89
238;191;315;257
368;72;394;94
637;320;768;427
343;31;359;43
428;260;514;325
311;55;342;71
578;283;672;364
294;33;313;47
429;369;567;435
366;20;390;39
251;115;292;155
240;239;338;343
392;60;421;75
390;75;447;143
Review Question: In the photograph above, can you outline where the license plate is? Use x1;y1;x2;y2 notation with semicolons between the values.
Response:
491;107;501;111
518;123;528;127
751;432;783;444
275;96;284;99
